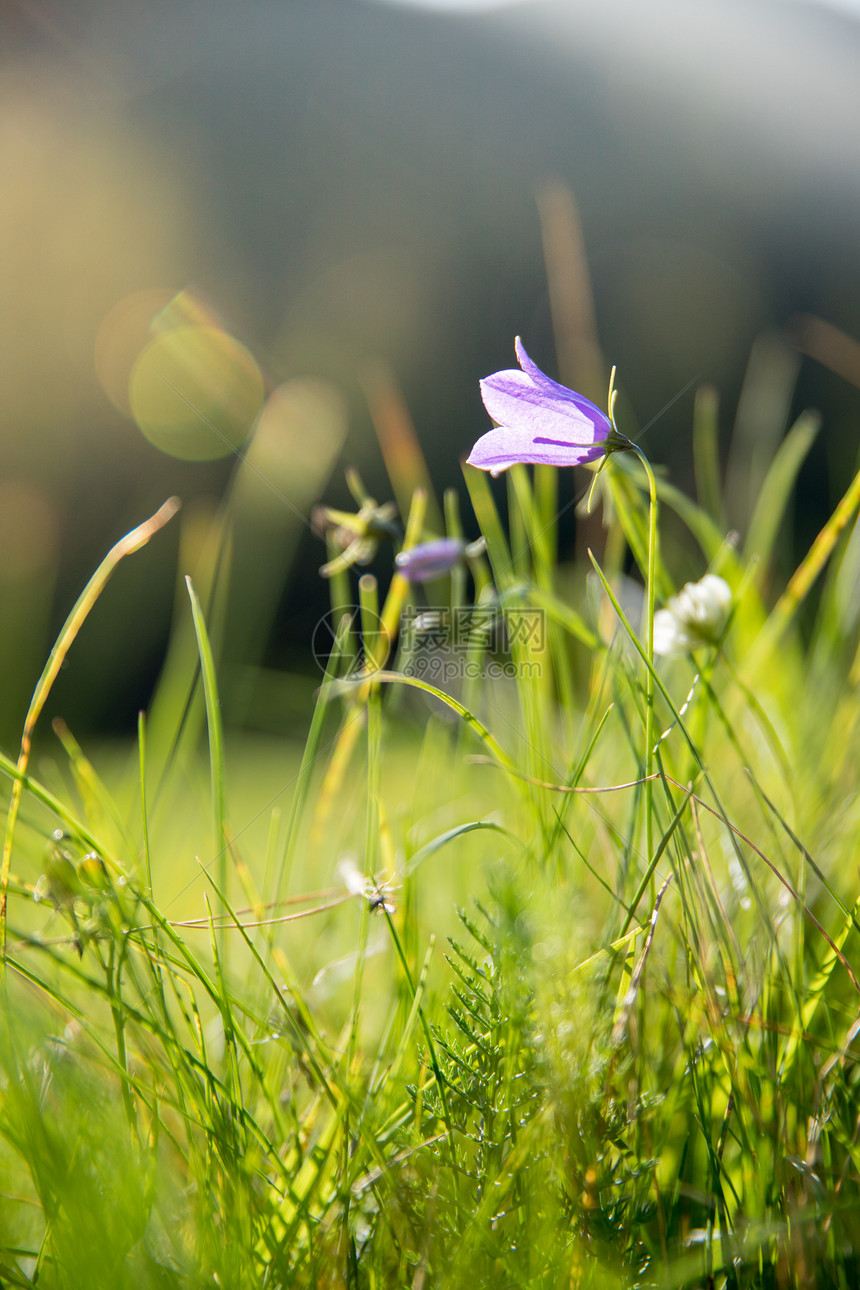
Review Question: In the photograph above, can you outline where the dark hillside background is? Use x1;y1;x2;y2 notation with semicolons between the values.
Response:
2;0;859;735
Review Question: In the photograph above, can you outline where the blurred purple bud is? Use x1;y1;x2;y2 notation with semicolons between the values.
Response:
395;537;466;583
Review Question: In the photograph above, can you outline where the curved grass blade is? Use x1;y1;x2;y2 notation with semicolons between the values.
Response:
403;820;516;878
186;576;228;940
693;384;723;524
324;670;514;772
744;410;820;569
1;498;180;956
748;458;860;672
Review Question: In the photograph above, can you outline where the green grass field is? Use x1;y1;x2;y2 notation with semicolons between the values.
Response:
2;364;860;1289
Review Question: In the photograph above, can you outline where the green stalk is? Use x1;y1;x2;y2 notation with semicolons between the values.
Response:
630;446;658;891
186;576;228;959
105;939;136;1135
138;710;153;898
380;909;459;1192
347;574;383;1074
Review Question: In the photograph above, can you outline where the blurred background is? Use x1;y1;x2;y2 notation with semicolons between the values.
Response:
2;0;860;742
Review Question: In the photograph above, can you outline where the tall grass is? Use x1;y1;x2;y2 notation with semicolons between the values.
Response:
1;366;860;1290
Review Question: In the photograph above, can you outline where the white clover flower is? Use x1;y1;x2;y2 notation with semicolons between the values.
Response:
653;574;732;657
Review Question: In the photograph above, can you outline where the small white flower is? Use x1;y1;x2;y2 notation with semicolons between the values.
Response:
338;856;368;898
653;574;732;657
338;857;396;914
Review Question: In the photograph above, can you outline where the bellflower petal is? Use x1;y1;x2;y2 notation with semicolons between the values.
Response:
468;337;613;475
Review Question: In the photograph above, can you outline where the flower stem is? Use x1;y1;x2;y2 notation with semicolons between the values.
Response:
631;444;658;890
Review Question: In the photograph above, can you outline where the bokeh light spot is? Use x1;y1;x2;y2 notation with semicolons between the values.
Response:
94;289;178;416
129;325;265;461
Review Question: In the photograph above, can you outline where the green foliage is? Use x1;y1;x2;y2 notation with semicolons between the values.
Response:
2;364;860;1289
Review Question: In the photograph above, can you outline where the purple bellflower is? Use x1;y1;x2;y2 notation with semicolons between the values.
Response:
468;337;624;476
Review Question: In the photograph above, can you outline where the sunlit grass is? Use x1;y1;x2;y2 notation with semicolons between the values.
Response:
2;366;860;1289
